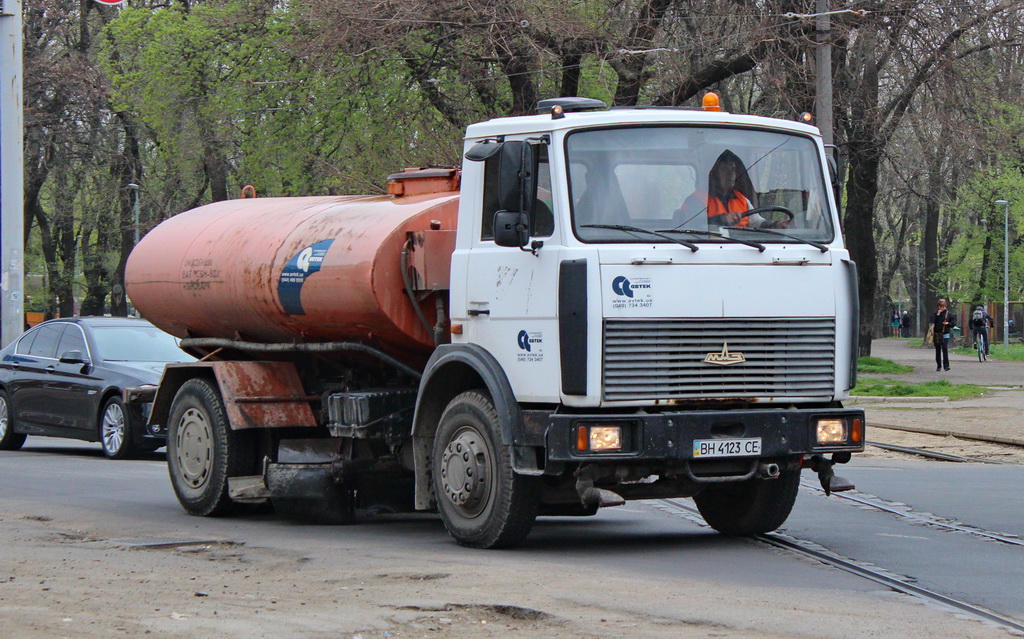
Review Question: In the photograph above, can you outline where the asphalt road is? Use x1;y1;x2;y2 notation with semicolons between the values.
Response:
1;438;1021;637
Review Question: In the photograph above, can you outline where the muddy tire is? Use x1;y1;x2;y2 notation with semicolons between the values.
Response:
100;396;138;460
166;378;254;516
693;469;800;536
0;390;26;451
432;390;541;548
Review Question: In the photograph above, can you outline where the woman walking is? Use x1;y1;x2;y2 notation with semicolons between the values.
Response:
932;298;955;372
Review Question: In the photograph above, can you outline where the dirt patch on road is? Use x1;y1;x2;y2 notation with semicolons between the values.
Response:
0;507;1014;639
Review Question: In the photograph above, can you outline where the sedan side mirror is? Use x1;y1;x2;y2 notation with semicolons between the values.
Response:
59;350;89;365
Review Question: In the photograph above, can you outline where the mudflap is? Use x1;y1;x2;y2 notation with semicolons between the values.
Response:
266;462;355;525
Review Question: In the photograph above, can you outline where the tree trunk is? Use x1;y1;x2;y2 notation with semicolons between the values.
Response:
110;112;144;316
559;52;582;98
844;145;881;357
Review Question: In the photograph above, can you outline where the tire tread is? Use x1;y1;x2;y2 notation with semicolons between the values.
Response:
433;390;541;549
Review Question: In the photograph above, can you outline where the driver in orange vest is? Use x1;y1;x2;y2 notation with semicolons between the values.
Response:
707;150;754;227
679;150;789;230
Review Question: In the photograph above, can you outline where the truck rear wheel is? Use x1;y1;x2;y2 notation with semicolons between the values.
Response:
692;469;800;536
167;378;254;516
432;390;541;548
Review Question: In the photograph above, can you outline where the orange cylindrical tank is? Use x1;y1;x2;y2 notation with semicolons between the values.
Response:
126;190;459;361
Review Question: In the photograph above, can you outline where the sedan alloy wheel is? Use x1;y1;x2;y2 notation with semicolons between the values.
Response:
101;397;138;459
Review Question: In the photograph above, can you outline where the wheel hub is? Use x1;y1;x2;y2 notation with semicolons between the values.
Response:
440;426;490;515
0;397;8;439
176;408;213;489
102;404;125;454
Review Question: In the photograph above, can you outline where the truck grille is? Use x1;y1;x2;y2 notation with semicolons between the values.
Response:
603;318;836;401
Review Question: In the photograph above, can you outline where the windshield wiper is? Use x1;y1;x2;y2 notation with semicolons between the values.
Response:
655;228;765;252
580;224;698;251
721;225;828;253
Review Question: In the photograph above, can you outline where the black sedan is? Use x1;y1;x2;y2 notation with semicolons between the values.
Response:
0;317;194;459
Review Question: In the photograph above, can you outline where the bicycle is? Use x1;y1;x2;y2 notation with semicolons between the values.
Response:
976;331;987;362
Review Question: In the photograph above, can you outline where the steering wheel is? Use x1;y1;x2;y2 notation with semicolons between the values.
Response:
709;205;795;227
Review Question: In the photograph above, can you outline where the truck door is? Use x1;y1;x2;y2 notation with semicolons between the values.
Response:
463;142;562;403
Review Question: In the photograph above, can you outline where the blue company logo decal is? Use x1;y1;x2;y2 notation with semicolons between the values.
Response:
277;239;334;315
516;330;544;362
517;329;532;352
612;276;633;298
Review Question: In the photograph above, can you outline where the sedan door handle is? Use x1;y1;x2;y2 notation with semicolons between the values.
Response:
45;365;55;373
10;361;18;369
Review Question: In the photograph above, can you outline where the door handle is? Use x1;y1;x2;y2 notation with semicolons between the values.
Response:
467;309;491;317
10;361;18;369
45;365;55;373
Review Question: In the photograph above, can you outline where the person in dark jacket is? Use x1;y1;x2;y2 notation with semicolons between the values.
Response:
932;297;955;371
901;311;911;337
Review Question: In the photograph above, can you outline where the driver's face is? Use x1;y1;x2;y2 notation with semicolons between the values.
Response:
713;162;736;191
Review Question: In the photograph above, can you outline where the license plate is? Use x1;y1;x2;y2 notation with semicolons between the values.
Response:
692;438;762;458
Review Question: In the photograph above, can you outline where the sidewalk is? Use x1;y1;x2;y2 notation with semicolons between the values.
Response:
851;338;1024;444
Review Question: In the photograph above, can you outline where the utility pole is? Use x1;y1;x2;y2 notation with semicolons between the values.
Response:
996;200;1010;347
1;0;25;346
815;0;833;145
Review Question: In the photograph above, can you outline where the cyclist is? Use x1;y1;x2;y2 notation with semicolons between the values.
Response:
971;305;993;355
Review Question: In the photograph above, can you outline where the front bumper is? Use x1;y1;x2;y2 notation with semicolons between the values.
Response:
546;408;864;462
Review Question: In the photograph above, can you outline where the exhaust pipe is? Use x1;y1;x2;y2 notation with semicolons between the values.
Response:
757;462;781;479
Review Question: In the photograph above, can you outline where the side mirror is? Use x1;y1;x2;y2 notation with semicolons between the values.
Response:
466;139;539;239
493;211;530;248
496;141;537;217
59;350;88;365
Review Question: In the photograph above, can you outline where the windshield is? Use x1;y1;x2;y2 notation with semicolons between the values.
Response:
567;126;835;244
92;326;194;362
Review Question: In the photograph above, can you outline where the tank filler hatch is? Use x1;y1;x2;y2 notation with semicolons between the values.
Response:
386;167;460;197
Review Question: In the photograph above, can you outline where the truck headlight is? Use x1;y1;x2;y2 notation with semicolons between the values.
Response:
577;425;623;452
815;418;863;445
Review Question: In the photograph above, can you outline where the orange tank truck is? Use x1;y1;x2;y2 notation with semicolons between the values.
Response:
123;101;865;550
126;169;459;364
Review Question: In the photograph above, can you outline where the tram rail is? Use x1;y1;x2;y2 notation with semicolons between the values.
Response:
656;498;1024;635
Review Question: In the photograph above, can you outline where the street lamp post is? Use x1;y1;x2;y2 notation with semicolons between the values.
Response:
127;183;140;245
995;199;1010;347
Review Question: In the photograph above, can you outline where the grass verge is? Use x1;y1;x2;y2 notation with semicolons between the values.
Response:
951;342;1024;361
857;356;914;374
851;377;987;400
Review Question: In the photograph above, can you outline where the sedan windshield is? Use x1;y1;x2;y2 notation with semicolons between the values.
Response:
567;126;835;244
91;326;192;362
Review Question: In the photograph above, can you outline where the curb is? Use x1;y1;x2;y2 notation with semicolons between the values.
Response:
849;396;949;404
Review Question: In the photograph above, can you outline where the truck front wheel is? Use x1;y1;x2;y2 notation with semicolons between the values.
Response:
432;390;541;548
692;469;800;536
167;378;254;516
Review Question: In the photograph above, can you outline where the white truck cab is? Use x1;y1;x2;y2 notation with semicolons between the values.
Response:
417;97;864;547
